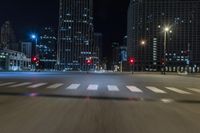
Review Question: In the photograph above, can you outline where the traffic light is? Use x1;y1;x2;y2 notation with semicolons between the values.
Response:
31;56;39;63
86;59;92;65
129;57;136;65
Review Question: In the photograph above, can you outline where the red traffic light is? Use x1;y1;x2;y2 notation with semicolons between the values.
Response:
86;59;92;65
33;57;37;61
129;57;136;65
32;56;38;63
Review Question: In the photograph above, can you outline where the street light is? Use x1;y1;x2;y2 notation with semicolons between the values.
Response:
163;26;171;75
31;34;38;45
140;40;146;46
164;27;169;32
31;34;36;39
140;40;146;71
31;34;39;70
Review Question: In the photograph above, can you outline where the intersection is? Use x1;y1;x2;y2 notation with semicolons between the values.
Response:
0;72;200;102
0;72;200;133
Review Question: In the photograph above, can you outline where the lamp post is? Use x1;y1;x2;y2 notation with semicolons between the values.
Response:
163;27;170;75
140;40;146;71
31;34;39;70
31;34;37;45
31;34;38;56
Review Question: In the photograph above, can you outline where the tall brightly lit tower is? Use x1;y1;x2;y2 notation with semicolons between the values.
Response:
57;0;94;70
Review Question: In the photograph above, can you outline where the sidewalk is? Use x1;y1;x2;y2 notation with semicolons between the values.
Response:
110;71;200;77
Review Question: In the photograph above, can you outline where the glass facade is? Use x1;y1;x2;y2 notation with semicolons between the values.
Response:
57;0;95;71
39;27;57;69
94;33;102;62
0;21;18;51
127;0;200;72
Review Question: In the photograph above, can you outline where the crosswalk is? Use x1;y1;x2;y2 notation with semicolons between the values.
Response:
28;83;47;89
165;87;191;95
10;82;32;88
0;82;16;87
108;85;120;91
66;84;80;90
47;83;64;89
0;81;200;95
126;86;143;93
146;86;166;94
87;84;98;91
187;88;200;93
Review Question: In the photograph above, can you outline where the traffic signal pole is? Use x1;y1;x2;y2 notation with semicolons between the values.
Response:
129;57;136;75
132;64;134;74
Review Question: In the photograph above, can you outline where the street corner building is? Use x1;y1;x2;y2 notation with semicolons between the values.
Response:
57;0;96;71
127;0;200;72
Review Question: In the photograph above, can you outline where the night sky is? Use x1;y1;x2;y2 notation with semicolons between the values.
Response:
0;0;129;58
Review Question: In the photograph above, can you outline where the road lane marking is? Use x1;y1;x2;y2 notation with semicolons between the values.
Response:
28;83;47;88
66;84;80;90
146;86;166;94
187;88;200;93
126;86;143;93
165;87;191;94
9;82;32;88
87;84;98;91
108;85;119;91
0;82;16;87
46;83;64;89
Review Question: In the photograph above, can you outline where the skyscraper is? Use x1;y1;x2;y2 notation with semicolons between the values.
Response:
21;42;32;58
94;33;103;62
39;27;57;69
112;42;120;66
57;0;94;71
127;0;200;72
0;21;18;51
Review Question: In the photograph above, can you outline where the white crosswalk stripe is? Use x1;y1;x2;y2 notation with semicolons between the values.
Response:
165;87;191;94
126;86;143;93
0;82;16;87
108;85;119;91
146;86;166;94
1;80;199;96
66;84;80;90
9;82;32;88
28;83;47;88
87;84;98;91
187;88;200;93
46;83;64;89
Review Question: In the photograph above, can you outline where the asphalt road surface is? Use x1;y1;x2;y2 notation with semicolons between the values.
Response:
0;72;200;133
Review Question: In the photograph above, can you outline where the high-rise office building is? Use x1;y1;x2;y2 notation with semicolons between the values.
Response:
112;42;120;66
39;27;57;69
123;35;127;47
57;0;94;71
94;33;103;62
127;0;200;72
21;42;32;58
0;21;18;51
